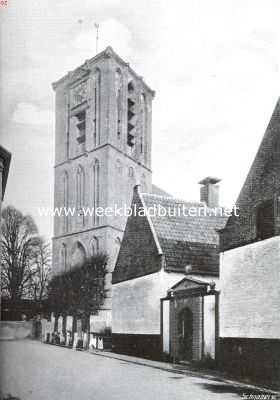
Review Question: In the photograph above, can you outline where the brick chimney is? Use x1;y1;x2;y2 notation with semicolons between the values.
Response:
198;177;220;208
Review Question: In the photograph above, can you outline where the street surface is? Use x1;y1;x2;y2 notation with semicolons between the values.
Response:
0;340;274;400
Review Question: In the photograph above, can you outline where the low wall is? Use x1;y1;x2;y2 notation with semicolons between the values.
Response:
112;333;162;360
219;337;280;389
0;321;33;340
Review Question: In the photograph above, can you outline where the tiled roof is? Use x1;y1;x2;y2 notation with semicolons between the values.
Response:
151;184;172;197
141;193;227;275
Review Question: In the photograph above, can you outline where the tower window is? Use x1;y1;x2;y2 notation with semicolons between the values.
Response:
93;159;100;226
75;111;86;148
91;236;99;256
115;70;122;140
127;81;136;147
128;166;134;178
256;199;274;240
76;165;85;216
94;69;101;147
61;244;67;271
140;93;146;154
62;171;69;232
71;81;88;108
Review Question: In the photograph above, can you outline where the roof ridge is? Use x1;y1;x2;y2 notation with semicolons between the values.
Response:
142;192;228;214
142;192;203;204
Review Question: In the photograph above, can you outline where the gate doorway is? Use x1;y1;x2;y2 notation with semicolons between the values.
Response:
178;307;193;361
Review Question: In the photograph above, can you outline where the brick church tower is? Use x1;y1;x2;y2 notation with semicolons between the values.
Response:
52;46;154;330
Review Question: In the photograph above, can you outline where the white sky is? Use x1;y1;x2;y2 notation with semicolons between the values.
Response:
1;0;280;241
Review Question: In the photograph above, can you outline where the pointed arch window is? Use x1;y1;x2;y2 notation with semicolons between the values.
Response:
114;237;121;257
94;69;101;147
71;241;86;269
128;166;134;178
62;171;69;232
76;165;85;211
140;93;146;156
61;244;67;271
116;159;122;175
93;159;100;225
91;236;99;256
115;70;122;140
141;174;147;192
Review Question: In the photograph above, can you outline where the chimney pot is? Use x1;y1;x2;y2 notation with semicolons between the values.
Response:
199;176;220;208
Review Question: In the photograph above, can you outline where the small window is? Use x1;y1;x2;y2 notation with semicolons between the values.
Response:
256;199;274;240
75;111;86;146
116;160;122;174
128;167;134;178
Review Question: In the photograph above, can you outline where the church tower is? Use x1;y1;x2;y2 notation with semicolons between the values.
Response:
52;47;154;330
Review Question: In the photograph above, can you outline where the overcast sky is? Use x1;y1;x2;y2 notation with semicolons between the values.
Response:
1;0;280;241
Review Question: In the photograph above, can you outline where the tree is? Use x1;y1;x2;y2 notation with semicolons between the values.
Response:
0;205;51;302
27;241;51;303
48;252;108;331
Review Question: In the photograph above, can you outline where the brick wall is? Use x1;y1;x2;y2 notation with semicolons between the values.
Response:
170;296;203;361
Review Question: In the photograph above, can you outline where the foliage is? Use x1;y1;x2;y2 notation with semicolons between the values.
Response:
0;206;51;302
194;353;217;370
47;253;108;320
27;241;51;302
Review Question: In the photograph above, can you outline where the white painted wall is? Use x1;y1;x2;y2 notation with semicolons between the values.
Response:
112;270;183;334
66;316;73;331
90;310;111;333
220;236;280;339
204;294;216;358
162;300;170;353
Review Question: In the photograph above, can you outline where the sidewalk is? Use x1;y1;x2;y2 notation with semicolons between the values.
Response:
89;348;280;395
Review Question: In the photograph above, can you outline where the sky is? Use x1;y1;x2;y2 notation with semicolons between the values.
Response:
1;0;280;242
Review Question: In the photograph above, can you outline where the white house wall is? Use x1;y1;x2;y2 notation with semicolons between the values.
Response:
220;236;280;339
112;270;183;335
204;294;216;358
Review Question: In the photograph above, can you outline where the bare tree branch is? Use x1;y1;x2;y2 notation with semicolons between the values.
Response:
0;206;51;302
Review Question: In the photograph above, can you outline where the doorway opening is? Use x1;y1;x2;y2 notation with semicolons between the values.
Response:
178;307;193;361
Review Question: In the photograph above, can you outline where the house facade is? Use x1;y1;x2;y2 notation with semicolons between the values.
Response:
219;100;280;386
112;180;227;360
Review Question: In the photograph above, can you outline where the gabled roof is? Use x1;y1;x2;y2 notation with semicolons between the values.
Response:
140;189;227;276
220;98;280;250
142;193;226;245
151;184;172;197
113;186;227;283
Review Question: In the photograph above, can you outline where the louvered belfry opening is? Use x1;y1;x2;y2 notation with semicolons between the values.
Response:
75;111;86;144
127;81;136;147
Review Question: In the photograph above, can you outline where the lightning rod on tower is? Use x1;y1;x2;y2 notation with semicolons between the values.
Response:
94;23;99;54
